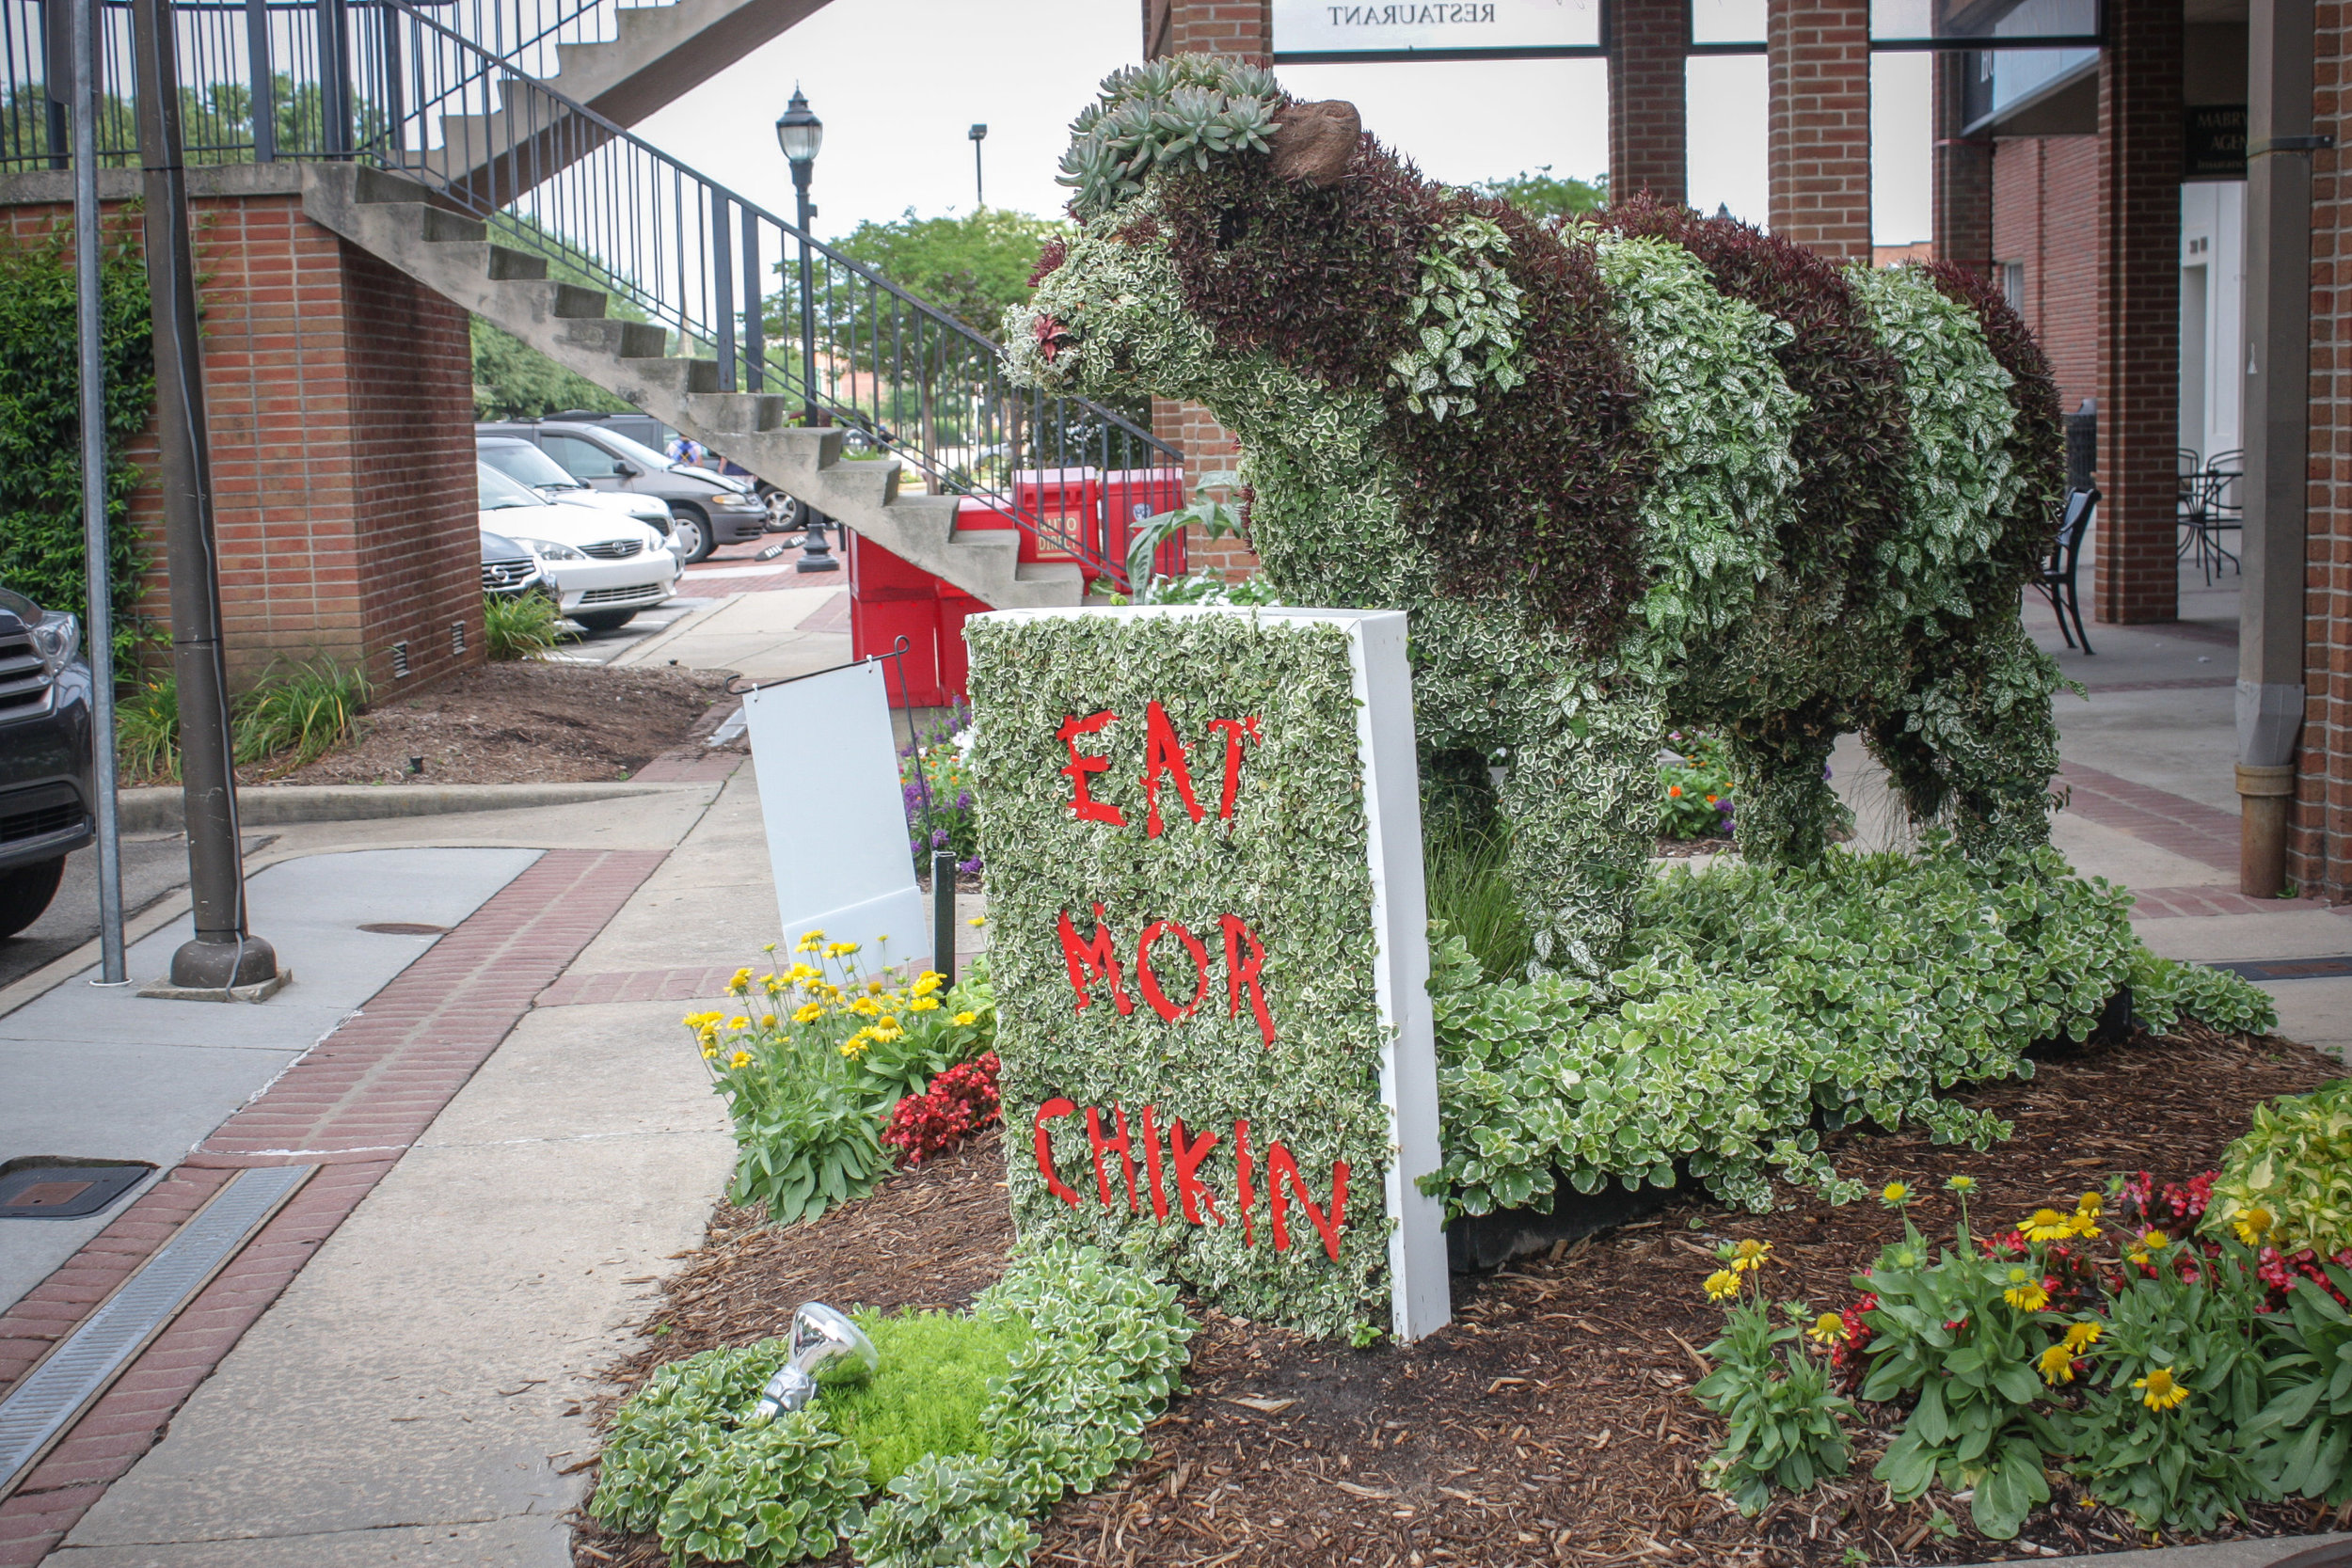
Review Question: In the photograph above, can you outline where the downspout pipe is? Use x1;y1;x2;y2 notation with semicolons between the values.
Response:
2236;0;2320;897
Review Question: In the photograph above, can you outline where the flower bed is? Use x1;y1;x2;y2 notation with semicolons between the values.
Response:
577;1017;2343;1568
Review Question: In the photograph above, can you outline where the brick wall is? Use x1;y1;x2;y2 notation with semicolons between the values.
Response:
1611;0;1689;205
1931;52;1994;278
1766;0;1871;262
1;166;480;691
2293;7;2352;895
1143;0;1268;583
1991;137;2101;415
2091;0;2185;625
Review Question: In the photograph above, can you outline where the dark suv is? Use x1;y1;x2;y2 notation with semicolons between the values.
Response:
474;415;771;563
0;588;94;941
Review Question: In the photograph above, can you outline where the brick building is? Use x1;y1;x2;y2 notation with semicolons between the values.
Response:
0;165;481;692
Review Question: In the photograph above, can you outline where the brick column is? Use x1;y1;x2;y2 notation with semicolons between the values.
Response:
2091;0;2185;624
1141;0;1269;582
2292;6;2350;895
1610;0;1689;205
1932;51;1994;277
1766;0;1872;262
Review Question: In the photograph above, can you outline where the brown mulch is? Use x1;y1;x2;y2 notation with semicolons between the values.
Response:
572;1025;2347;1568
250;661;739;786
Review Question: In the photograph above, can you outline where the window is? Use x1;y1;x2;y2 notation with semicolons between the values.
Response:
2001;261;2026;313
539;433;628;481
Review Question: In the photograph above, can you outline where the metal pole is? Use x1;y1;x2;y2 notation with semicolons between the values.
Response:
132;0;279;993
73;0;124;987
930;848;955;988
2235;0;2320;896
790;162;838;573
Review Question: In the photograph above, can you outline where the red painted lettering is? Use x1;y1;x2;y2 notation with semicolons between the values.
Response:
1136;919;1212;1022
1057;904;1134;1016
1139;1103;1170;1222
1221;914;1277;1046
1234;1118;1256;1247
1087;1103;1138;1212
1057;711;1125;826
1266;1141;1349;1260
1032;1099;1082;1207
1168;1117;1224;1227
1138;700;1205;837
1206;716;1262;820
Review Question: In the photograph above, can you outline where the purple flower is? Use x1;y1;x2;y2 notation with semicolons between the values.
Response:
955;791;973;812
956;855;984;876
930;827;950;848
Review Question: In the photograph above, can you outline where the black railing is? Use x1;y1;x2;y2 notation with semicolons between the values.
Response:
2;0;1186;588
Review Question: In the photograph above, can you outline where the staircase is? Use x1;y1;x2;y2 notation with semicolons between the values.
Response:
306;165;1089;609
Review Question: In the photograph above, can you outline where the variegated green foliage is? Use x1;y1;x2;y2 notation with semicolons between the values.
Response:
1390;214;1527;420
2209;1080;2352;1262
1057;59;1280;220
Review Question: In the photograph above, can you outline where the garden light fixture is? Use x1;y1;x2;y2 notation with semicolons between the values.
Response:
753;1302;876;1418
773;86;839;573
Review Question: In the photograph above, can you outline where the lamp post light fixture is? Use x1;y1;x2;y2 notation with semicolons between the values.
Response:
753;1302;878;1418
969;122;987;208
773;86;838;573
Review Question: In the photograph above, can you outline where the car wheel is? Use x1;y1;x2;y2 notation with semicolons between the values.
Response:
670;506;715;563
0;856;67;941
764;489;805;532
570;609;639;632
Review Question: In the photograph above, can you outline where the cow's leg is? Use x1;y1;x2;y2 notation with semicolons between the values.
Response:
1866;622;2060;857
1724;705;1847;866
1492;686;1660;975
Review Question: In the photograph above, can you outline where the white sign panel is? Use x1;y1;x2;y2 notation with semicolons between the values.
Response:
742;660;930;971
1273;0;1600;56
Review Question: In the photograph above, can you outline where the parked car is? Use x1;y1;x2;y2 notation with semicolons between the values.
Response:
474;416;770;563
0;587;93;942
477;464;678;631
479;529;548;598
476;436;677;543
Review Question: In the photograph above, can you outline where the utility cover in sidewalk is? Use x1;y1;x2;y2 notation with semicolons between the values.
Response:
2210;955;2352;982
358;923;448;935
0;1163;313;1499
0;1158;154;1219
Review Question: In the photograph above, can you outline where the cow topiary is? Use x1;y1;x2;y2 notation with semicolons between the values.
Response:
1005;56;2065;974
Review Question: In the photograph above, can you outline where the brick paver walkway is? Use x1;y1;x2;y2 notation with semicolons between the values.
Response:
2055;761;2244;876
0;848;664;1566
2127;885;2338;919
535;963;745;1006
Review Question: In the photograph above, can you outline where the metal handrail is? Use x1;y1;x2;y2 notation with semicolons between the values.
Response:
4;0;1187;587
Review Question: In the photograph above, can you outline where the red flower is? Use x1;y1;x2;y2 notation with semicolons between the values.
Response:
882;1052;1004;1166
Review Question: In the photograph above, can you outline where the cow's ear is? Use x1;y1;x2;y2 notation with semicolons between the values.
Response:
1268;100;1359;186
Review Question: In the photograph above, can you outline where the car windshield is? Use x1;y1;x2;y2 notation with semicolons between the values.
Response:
478;462;549;510
589;429;676;474
479;440;583;490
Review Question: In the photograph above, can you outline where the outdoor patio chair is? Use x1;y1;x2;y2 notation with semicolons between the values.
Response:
2188;448;2244;584
2037;486;2100;655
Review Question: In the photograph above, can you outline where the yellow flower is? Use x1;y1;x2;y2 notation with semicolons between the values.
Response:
967;914;987;927
728;1050;752;1069
1944;1174;1977;1194
2002;1266;2050;1313
953;1010;978;1026
1703;1270;1740;1303
2136;1367;2189;1412
1881;1181;1912;1208
2128;1227;2170;1267
825;941;861;958
762;975;785;997
865;976;888;994
2232;1206;2274;1246
2037;1343;2077;1385
701;1045;717;1060
913;972;945;996
2063;1322;2104;1354
787;964;819;983
2023;1209;2075;1243
840;1030;872;1058
759;1015;777;1029
681;1011;723;1030
2076;1191;2104;1218
727;1016;751;1029
1729;1239;1772;1275
802;929;826;943
1805;1312;1847;1346
792;1003;825;1024
871;1022;905;1044
910;996;942;1012
850;995;882;1017
728;967;754;994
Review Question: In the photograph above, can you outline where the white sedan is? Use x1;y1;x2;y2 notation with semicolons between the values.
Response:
478;463;677;632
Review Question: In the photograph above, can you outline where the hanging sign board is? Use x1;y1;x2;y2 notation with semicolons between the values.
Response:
2185;105;2248;181
741;659;930;971
964;606;1450;1342
1272;0;1600;60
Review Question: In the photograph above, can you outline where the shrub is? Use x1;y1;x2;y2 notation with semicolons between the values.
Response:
882;1053;1003;1167
2207;1081;2352;1263
821;1308;1034;1488
655;1410;869;1568
232;658;369;772
115;673;181;781
2245;1258;2352;1507
592;1341;794;1533
483;590;562;660
1422;824;1534;983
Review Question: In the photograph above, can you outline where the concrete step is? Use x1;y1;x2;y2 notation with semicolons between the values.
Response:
298;162;1086;612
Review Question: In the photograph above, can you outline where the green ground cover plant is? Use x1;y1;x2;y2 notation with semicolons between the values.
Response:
2207;1080;2352;1262
590;1244;1194;1568
482;590;563;660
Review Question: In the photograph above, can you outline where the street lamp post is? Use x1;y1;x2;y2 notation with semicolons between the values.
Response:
775;86;837;574
969;123;987;208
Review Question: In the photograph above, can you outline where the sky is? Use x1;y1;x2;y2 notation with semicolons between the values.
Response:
634;0;1934;245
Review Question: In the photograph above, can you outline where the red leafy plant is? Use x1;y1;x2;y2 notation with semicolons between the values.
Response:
881;1051;1003;1167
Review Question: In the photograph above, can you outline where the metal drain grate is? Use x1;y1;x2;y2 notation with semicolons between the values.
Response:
0;1163;313;1499
2208;955;2352;983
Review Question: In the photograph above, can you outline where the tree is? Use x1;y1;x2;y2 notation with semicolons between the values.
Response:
470;319;632;420
1473;167;1608;223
